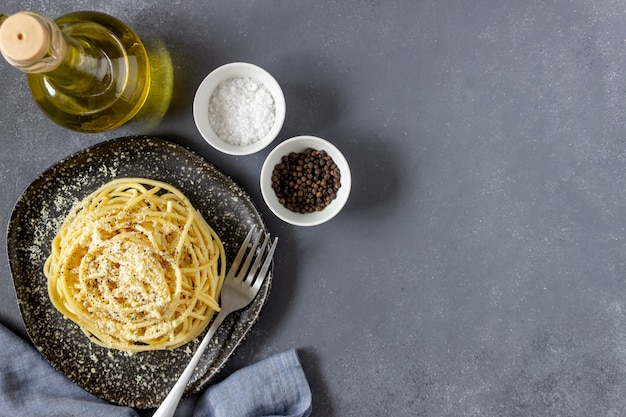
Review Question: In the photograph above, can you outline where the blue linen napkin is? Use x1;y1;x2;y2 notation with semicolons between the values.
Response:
0;323;312;417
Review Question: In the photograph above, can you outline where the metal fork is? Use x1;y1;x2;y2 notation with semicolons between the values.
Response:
153;227;278;417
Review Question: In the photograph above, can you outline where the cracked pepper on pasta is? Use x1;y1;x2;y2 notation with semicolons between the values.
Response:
44;178;226;352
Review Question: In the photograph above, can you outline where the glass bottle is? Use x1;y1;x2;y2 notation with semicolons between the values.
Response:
0;11;151;133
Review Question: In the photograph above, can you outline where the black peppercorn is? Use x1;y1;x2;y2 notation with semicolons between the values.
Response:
271;148;341;213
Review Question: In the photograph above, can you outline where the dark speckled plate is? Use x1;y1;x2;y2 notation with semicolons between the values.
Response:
6;136;271;409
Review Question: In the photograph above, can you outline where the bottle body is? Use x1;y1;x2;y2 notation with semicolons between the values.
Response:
2;11;151;133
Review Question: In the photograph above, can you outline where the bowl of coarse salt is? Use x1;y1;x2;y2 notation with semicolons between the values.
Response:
193;62;286;155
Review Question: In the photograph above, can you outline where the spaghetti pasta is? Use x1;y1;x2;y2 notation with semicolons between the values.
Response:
43;178;226;352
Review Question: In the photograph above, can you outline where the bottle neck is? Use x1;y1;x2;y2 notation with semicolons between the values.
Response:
0;12;112;92
48;33;113;93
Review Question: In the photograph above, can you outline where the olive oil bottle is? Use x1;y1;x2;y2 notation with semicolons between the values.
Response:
0;11;150;133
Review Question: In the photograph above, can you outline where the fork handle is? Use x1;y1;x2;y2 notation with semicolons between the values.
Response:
152;308;228;417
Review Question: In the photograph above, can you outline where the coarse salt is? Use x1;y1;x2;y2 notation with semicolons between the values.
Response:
208;77;276;146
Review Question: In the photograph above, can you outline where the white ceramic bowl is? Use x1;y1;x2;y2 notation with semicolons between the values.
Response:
261;136;351;226
193;62;286;155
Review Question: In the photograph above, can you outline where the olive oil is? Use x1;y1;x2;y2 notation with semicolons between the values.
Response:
0;11;150;133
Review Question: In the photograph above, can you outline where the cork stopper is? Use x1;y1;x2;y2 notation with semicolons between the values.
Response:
0;12;50;64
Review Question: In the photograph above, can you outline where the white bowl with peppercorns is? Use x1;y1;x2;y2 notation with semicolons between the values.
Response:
261;135;351;226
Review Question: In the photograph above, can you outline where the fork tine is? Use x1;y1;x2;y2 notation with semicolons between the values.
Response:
251;237;278;294
226;226;256;280
243;233;269;286
234;230;263;283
